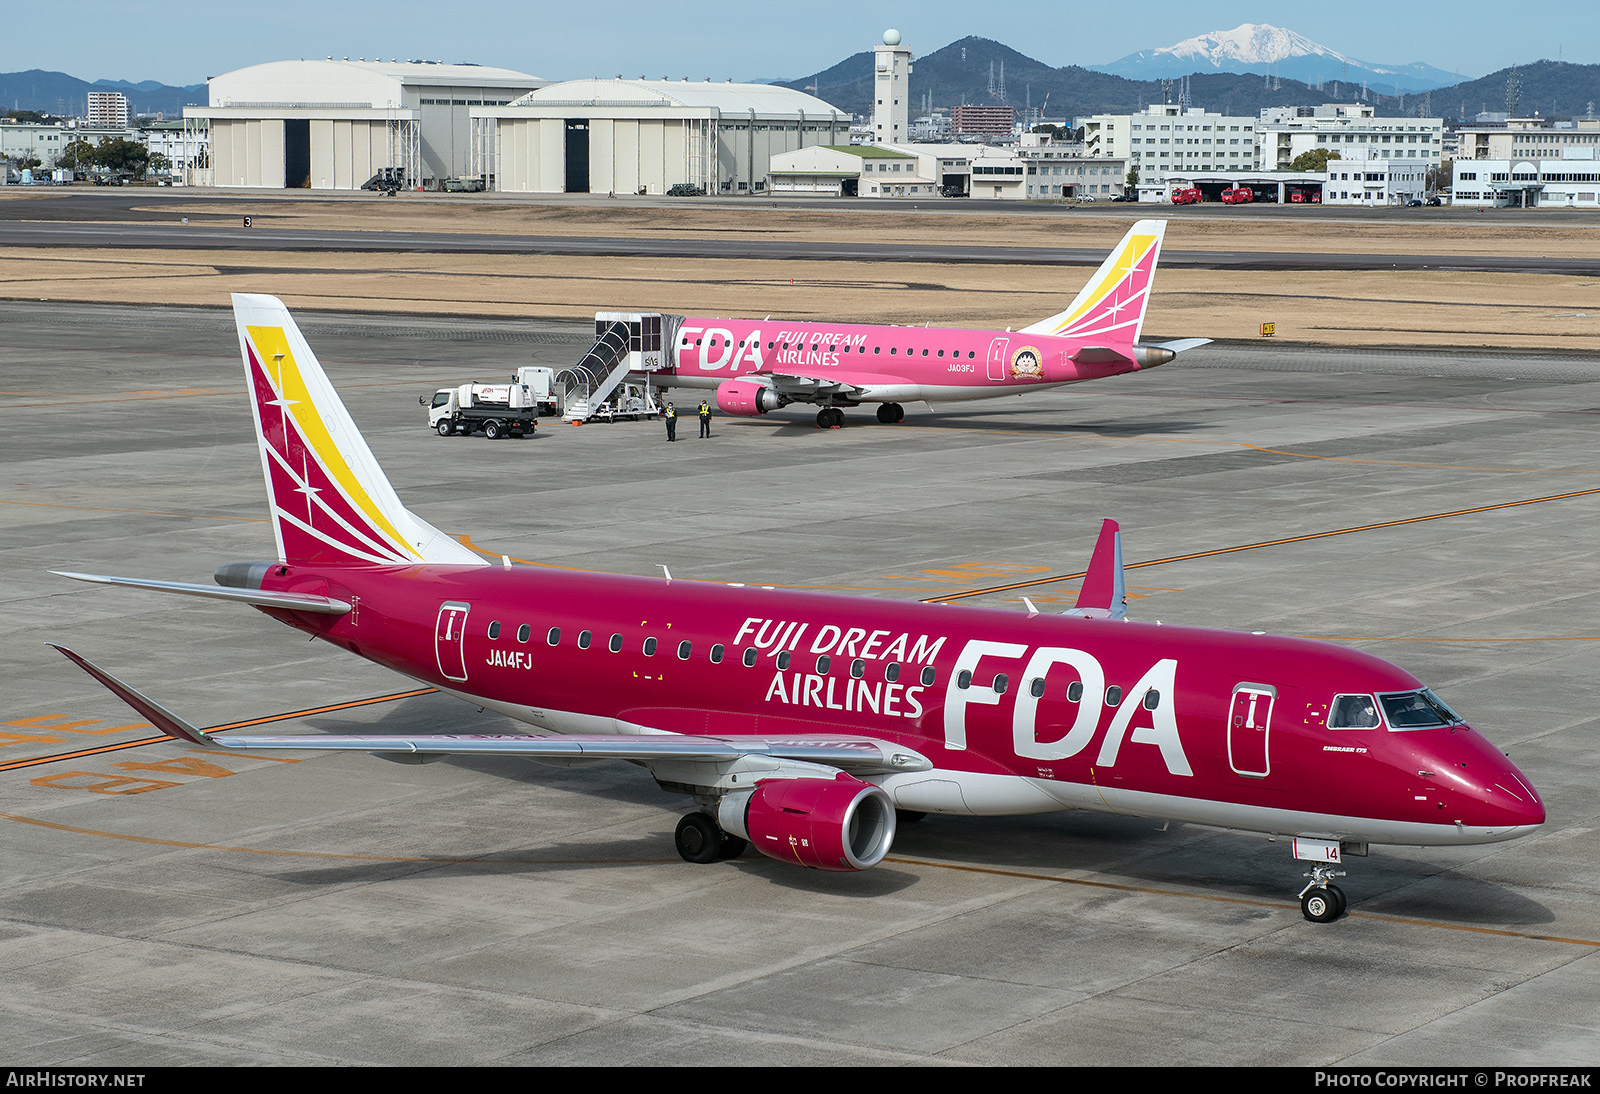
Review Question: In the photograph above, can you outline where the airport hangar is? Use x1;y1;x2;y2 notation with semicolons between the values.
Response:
185;62;847;196
183;59;548;190
470;79;848;195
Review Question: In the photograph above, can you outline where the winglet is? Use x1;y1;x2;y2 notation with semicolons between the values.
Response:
1065;520;1128;621
49;644;218;746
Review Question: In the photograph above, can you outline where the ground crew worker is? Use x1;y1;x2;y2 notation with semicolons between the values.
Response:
664;402;677;441
698;400;712;438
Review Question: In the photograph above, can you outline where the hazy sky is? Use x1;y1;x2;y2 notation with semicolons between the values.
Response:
4;2;1592;87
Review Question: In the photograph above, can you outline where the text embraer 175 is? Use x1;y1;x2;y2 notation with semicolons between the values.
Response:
52;295;1542;922
622;219;1208;428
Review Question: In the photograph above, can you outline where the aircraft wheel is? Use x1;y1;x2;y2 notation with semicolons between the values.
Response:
876;404;895;424
1300;887;1343;923
718;834;749;860
816;409;832;429
1326;884;1347;918
827;408;845;428
892;402;905;423
483;421;502;440
436;420;453;437
675;812;724;864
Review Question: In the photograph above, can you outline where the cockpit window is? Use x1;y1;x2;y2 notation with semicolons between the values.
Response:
1328;694;1380;729
1379;689;1464;730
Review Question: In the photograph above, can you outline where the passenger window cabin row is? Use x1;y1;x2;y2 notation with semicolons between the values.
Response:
683;335;982;360
481;620;1156;706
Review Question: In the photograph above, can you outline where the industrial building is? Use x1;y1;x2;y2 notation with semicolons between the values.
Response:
1140;170;1325;204
767;145;928;197
182;59;545;188
473;79;846;195
770;142;991;198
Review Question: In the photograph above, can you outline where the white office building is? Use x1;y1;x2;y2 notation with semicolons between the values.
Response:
1084;103;1258;180
1258;103;1443;168
1452;149;1600;208
1456;117;1600;161
1320;150;1428;205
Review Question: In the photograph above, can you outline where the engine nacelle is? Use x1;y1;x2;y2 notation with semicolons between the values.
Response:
716;378;784;416
718;774;897;871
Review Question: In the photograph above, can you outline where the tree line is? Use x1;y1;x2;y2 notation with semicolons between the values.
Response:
14;135;173;178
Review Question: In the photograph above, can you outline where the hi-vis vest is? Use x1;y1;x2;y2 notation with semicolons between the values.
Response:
665;407;676;418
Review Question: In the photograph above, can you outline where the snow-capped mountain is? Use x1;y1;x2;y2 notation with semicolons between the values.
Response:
1093;24;1462;93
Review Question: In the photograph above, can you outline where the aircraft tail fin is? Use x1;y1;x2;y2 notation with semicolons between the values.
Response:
1065;519;1128;621
233;294;483;567
1021;220;1167;346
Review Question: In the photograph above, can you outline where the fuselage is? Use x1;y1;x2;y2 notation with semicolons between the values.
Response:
255;561;1545;848
653;317;1149;404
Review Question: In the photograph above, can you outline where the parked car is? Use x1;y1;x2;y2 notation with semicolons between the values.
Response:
1427;197;1442;206
1406;198;1424;207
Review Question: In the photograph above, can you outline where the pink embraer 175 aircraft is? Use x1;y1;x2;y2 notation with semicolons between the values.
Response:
647;219;1208;427
52;295;1543;922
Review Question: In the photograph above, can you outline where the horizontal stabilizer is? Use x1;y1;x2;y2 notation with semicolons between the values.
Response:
52;571;352;615
1154;338;1212;355
1070;346;1135;365
1065;519;1128;621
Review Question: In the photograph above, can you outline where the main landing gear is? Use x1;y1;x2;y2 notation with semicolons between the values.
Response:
1298;865;1348;922
815;407;845;429
875;403;906;424
674;811;747;864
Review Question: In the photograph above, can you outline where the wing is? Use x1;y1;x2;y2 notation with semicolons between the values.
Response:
50;645;932;778
757;367;911;402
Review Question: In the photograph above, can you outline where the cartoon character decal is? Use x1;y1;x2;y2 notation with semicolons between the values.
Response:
1010;347;1044;381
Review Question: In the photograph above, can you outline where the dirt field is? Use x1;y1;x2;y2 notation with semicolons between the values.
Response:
2;192;1598;350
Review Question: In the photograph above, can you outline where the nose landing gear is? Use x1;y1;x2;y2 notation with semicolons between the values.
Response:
1298;865;1348;922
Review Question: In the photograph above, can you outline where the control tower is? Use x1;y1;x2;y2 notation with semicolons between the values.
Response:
872;29;913;145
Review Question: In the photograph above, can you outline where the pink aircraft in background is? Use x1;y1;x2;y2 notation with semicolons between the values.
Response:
53;295;1542;922
639;218;1208;427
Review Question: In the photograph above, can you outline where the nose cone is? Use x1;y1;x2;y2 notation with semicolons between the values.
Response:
1440;730;1545;840
1489;763;1546;830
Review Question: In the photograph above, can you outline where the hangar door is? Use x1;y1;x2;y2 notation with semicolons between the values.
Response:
564;120;589;193
284;119;311;188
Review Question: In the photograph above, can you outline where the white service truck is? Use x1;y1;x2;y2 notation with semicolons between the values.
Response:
512;366;560;417
422;382;540;439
